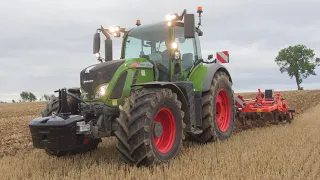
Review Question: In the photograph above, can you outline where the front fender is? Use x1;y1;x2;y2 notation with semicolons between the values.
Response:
131;82;187;104
132;81;191;130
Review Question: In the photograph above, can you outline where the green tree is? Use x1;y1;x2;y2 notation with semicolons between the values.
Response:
28;92;37;102
12;100;15;103
20;91;29;102
20;91;37;102
275;44;320;90
43;94;50;101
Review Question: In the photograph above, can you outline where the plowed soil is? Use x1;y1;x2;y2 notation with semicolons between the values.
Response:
0;89;320;180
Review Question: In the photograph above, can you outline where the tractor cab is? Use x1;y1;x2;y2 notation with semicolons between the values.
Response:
93;9;204;82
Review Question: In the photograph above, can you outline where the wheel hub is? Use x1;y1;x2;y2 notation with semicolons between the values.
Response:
153;122;163;138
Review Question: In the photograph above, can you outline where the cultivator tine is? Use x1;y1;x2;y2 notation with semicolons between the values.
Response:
238;113;246;126
271;111;279;124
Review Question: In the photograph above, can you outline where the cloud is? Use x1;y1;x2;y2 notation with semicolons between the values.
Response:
0;0;319;102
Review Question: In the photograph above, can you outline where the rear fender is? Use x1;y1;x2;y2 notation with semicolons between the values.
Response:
188;63;232;92
202;63;232;92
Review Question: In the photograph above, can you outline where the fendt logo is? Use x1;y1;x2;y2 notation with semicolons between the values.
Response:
83;80;94;84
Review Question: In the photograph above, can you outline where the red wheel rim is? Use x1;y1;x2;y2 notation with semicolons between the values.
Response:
153;108;176;154
83;138;91;145
216;89;231;132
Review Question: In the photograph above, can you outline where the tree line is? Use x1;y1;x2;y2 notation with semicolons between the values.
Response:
9;92;53;103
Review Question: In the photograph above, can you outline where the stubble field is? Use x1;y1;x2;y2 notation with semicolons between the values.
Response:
0;89;320;179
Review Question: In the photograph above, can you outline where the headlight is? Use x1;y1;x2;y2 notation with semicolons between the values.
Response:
95;84;108;99
80;88;88;100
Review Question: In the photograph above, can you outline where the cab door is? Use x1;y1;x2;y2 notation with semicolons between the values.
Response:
172;26;200;80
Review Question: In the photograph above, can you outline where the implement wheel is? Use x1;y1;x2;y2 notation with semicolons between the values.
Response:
188;71;235;143
115;88;184;166
41;95;101;156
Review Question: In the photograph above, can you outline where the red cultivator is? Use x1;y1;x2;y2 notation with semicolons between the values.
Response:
235;89;296;126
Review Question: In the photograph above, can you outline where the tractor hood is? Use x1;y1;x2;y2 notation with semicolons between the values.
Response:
80;60;125;100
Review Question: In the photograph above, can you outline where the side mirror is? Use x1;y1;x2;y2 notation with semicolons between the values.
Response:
105;39;113;61
208;54;213;60
93;33;100;54
184;14;195;38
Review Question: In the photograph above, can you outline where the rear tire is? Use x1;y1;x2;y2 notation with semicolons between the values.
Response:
41;95;101;156
188;71;235;143
115;88;185;166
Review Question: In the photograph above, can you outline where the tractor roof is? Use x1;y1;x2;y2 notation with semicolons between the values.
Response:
127;21;170;42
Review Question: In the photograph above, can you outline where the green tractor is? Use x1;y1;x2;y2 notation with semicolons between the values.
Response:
29;7;235;166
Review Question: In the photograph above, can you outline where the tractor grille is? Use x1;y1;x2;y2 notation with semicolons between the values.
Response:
110;71;128;99
80;60;125;100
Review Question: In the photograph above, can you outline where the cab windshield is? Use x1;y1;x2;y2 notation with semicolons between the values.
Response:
123;22;171;69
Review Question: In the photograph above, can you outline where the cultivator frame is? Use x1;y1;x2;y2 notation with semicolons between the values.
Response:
235;89;296;125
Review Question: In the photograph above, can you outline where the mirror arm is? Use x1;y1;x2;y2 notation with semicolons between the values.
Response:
179;9;187;20
195;59;203;65
100;25;111;40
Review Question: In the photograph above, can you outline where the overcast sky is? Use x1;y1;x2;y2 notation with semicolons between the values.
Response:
0;0;319;102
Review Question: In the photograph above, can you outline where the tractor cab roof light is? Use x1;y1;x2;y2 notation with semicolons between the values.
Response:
197;6;203;14
166;13;179;21
166;14;173;21
136;19;141;26
109;26;120;33
102;26;125;37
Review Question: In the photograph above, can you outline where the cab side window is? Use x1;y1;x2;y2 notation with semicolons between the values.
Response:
176;38;195;71
174;26;196;72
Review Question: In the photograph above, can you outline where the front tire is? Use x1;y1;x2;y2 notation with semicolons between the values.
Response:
115;88;185;166
45;138;101;157
188;71;235;143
